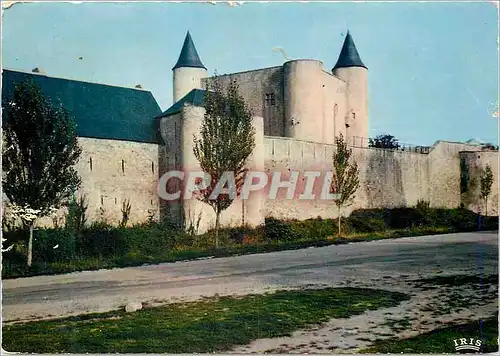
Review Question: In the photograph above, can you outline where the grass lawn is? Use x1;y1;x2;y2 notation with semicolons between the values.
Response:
363;314;499;353
2;287;410;353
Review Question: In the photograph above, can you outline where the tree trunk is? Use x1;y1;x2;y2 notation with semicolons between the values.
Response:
27;223;34;267
485;197;488;217
337;206;341;237
215;211;220;249
242;199;245;226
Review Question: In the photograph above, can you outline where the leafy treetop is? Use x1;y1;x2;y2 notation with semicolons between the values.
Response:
2;79;82;216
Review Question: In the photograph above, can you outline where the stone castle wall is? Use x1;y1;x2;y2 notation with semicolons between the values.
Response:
262;137;498;221
76;137;160;225
32;137;160;228
263;136;430;220
159;106;265;233
156;104;496;232
202;67;285;137
10;122;496;231
202;61;353;144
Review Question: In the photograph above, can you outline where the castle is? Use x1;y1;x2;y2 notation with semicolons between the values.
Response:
2;31;498;231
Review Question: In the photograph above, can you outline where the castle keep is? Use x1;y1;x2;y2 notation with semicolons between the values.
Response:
2;31;498;231
170;31;368;145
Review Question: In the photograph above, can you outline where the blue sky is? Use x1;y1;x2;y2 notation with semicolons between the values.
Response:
2;1;498;146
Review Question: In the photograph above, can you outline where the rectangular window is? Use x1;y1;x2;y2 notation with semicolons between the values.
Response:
89;157;93;171
265;93;276;107
151;161;155;174
121;160;125;174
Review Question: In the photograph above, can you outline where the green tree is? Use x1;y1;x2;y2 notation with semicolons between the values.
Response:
330;133;360;236
480;164;494;216
369;134;400;149
193;76;255;247
65;195;88;231
2;80;82;266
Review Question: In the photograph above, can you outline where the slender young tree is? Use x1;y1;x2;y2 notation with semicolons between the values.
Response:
480;164;493;216
330;133;360;236
2;80;82;266
193;76;255;247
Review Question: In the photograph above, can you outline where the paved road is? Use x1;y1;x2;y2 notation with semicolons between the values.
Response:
2;231;498;322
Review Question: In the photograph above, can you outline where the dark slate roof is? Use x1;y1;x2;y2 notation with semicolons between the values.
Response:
333;31;367;70
2;69;163;144
172;31;207;70
159;88;206;117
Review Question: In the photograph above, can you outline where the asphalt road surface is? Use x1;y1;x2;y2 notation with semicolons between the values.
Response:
3;231;498;323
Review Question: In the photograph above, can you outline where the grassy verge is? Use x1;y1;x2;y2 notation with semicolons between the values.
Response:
3;226;454;279
363;314;499;353
2;287;410;353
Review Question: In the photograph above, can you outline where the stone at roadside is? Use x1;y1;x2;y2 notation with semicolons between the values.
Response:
125;302;143;313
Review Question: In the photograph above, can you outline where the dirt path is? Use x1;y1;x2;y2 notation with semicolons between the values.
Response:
230;270;498;353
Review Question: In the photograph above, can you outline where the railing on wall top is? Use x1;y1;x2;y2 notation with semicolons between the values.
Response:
348;136;431;154
262;136;432;154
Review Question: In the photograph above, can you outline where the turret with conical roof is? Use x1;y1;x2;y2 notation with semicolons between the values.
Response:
173;31;206;70
332;31;369;141
332;31;367;70
172;31;207;103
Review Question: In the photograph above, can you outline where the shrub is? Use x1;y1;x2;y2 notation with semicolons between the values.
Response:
225;225;256;244
33;228;77;262
2;228;27;246
447;208;480;231
172;231;197;249
242;235;259;245
483;215;499;230
120;223;176;256
76;223;125;258
119;199;132;228
3;228;78;264
65;195;88;231
348;216;386;233
291;218;336;239
264;217;299;242
415;199;430;212
231;224;265;246
2;246;27;267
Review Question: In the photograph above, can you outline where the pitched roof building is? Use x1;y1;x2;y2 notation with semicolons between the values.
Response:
2;69;162;144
